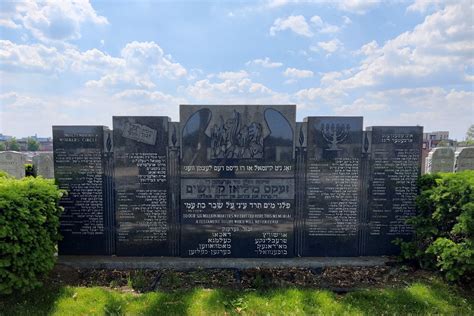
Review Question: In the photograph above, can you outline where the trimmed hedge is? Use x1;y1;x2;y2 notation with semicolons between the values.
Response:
0;172;64;295
397;171;474;282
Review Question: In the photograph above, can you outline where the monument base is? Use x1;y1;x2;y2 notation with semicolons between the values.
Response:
57;255;390;270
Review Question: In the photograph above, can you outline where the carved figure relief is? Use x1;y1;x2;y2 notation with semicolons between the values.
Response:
210;110;264;159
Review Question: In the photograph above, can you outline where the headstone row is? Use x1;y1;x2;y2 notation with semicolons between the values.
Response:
425;147;474;173
53;105;429;257
0;152;54;179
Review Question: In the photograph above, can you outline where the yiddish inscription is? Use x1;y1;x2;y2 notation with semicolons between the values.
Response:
365;126;423;255
113;116;172;256
180;105;295;258
303;117;363;256
53;126;112;255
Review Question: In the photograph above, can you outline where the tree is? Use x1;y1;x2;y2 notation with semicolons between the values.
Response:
436;140;449;147
458;125;474;147
7;137;20;151
27;138;40;151
466;124;474;141
0;142;5;151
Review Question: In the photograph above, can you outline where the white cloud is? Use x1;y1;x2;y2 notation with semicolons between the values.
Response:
66;48;124;73
406;0;456;13
0;89;183;137
0;39;187;92
185;75;289;104
314;39;344;54
85;73;156;90
335;98;387;115
337;0;380;14
310;15;341;34
2;0;108;42
339;1;473;89
114;89;186;105
216;70;249;80
0;40;67;73
0;40;123;75
246;57;283;68
121;41;187;79
270;15;313;37
361;87;474;138
283;67;314;78
355;40;380;56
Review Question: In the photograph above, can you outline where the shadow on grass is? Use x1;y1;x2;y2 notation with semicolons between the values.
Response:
1;281;472;316
0;283;66;316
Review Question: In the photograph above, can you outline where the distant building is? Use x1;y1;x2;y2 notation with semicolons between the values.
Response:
423;131;454;149
1;134;53;152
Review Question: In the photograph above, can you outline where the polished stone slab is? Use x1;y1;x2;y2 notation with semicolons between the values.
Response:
302;116;363;256
180;105;296;258
113;116;173;256
53;126;113;255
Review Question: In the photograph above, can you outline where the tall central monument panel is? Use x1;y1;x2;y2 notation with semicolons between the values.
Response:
180;105;296;258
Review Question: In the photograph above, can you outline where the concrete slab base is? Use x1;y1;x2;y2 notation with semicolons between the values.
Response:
58;256;391;270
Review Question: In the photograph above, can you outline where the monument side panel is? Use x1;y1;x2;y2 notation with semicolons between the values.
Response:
113;116;172;256
53;126;109;255
303;116;363;256
365;126;423;255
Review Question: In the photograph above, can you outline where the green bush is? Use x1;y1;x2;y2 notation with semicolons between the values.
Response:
397;171;474;282
0;176;64;295
25;163;35;177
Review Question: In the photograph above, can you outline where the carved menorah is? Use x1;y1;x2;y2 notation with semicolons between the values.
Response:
321;123;350;151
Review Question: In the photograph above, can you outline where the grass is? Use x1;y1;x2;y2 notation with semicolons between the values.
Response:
0;279;472;316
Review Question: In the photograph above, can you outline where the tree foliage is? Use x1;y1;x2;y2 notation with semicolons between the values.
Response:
6;137;20;151
27;138;40;151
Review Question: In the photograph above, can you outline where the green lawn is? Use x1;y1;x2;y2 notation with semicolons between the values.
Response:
1;280;472;316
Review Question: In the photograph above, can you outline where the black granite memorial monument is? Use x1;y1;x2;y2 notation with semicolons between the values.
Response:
52;106;425;258
53;126;114;255
302;117;363;256
113;116;176;256
180;105;296;257
364;126;423;255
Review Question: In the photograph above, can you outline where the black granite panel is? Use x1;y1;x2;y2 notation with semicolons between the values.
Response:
303;117;363;256
365;126;423;255
53;125;111;255
180;105;296;258
113;116;172;256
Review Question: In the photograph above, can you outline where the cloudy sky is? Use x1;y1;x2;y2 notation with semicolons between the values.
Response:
0;0;472;139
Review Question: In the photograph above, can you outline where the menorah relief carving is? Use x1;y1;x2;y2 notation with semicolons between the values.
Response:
321;123;350;151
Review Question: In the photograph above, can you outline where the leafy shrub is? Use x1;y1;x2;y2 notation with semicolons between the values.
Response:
396;171;474;282
0;176;64;295
25;163;35;177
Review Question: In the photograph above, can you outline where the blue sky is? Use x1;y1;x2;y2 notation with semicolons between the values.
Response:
0;0;472;139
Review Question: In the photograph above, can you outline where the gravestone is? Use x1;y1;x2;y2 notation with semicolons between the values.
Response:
180;105;295;257
113;116;176;256
302;117;363;256
53;126;114;255
364;126;423;255
32;152;54;178
455;147;474;172
0;151;25;178
425;147;454;173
